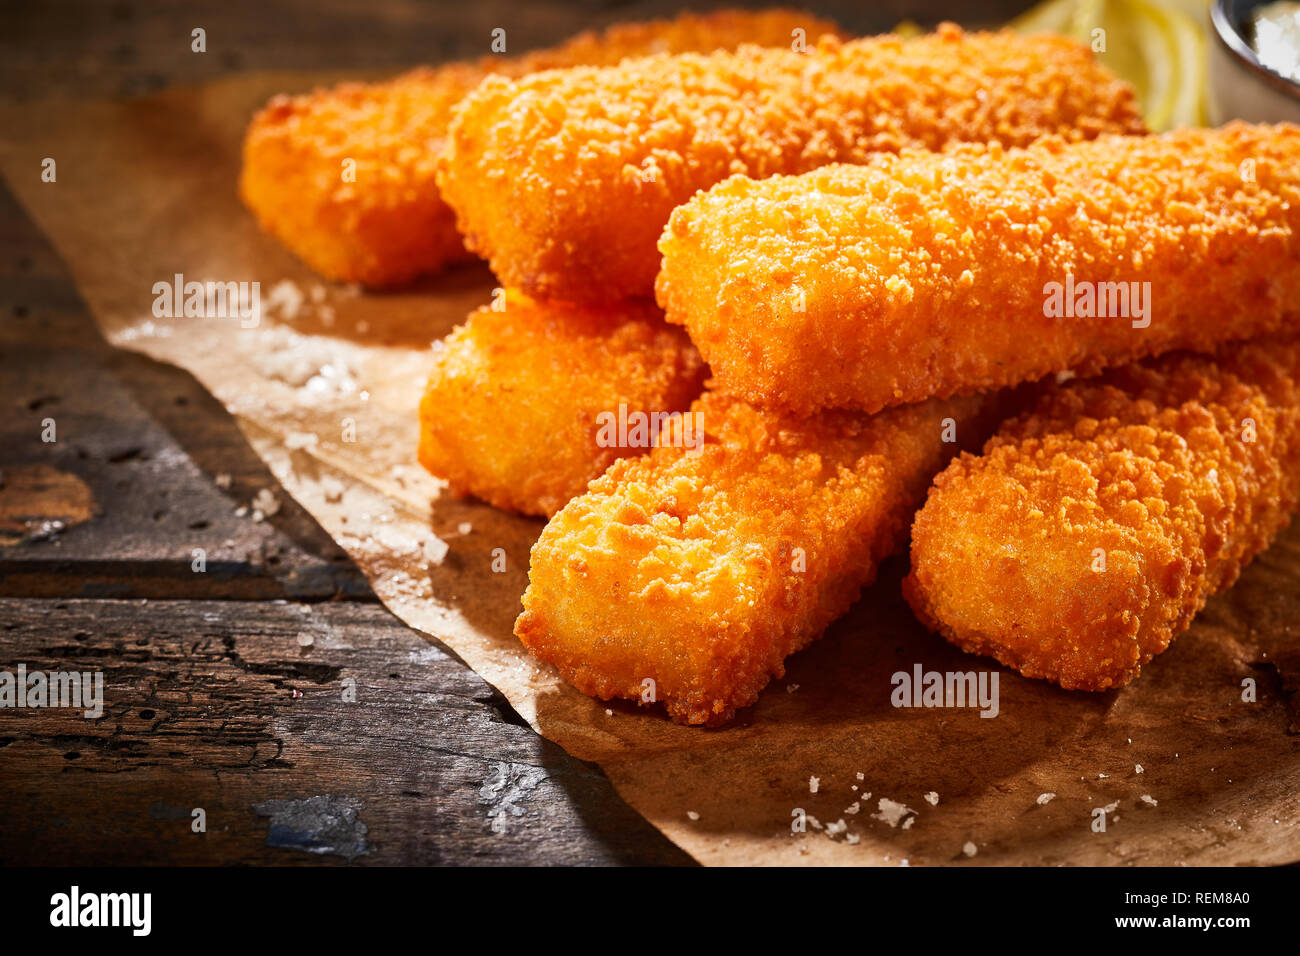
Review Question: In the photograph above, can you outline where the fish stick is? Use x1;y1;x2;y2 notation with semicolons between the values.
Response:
657;122;1300;415
904;336;1300;691
418;291;706;517
239;8;841;287
515;389;1005;725
439;24;1144;305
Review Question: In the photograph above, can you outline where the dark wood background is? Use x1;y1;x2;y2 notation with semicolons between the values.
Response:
0;0;1029;866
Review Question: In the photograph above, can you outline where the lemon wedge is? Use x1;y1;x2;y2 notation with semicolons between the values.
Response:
1011;0;1209;129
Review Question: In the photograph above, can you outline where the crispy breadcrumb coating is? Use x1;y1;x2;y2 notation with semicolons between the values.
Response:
439;24;1143;304
239;9;842;287
658;122;1300;414
904;336;1300;691
418;291;706;517
515;390;1002;725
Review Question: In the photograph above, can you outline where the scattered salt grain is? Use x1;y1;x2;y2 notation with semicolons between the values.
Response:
809;775;819;794
1135;764;1144;774
963;841;978;858
924;791;939;806
423;536;450;565
687;811;699;821
251;488;280;522
1036;793;1056;805
266;279;304;320
1140;794;1158;807
214;472;232;490
873;798;915;828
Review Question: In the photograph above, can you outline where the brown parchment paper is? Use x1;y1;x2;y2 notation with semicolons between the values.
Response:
3;76;1299;866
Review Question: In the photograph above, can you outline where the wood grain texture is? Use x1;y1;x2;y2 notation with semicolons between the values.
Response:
0;598;690;865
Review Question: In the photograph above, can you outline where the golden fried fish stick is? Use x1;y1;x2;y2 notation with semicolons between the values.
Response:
418;291;706;517
904;336;1300;691
658;122;1300;415
515;390;1002;725
239;9;842;287
439;24;1143;305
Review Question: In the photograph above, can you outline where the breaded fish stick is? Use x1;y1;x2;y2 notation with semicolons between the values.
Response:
239;9;841;287
658;122;1300;415
439;25;1143;304
904;336;1300;691
418;291;706;517
515;390;1002;725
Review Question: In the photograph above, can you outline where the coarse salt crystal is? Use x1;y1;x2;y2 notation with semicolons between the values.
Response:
266;279;304;320
423;536;450;565
873;798;915;828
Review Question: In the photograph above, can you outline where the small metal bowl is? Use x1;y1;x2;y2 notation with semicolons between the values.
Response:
1210;0;1300;123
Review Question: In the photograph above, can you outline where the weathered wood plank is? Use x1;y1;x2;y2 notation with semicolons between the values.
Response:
0;597;692;865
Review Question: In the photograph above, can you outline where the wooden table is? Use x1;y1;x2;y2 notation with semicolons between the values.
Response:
0;0;1028;866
